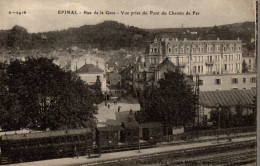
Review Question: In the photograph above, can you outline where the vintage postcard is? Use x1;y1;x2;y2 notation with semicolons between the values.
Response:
0;0;257;165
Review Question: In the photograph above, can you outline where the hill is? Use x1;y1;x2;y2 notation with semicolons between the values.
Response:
0;21;150;51
145;22;256;50
0;21;256;51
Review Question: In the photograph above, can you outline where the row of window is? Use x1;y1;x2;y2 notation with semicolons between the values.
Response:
199;77;256;85
4;135;90;149
223;63;241;71
193;66;204;74
167;45;241;54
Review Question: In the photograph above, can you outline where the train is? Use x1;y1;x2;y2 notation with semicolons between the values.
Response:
0;121;163;165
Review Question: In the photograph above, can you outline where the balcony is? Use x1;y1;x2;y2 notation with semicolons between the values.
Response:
205;61;214;65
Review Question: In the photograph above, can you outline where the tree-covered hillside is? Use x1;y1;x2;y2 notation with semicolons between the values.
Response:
0;21;256;51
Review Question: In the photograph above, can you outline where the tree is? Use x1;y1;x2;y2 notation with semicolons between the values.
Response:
89;76;104;104
242;60;248;73
142;70;197;133
0;57;97;131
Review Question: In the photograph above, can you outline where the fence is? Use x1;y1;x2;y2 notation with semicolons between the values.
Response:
163;126;256;142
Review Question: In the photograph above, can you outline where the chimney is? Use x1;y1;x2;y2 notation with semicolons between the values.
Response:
237;37;240;41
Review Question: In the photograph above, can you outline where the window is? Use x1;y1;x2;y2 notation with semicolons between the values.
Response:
198;66;200;73
193;66;196;73
215;79;221;85
250;77;256;83
169;48;171;53
252;87;256;90
249;59;252;64
231;78;238;84
201;66;203;73
224;64;227;71
224;55;227;61
199;80;203;85
243;78;246;83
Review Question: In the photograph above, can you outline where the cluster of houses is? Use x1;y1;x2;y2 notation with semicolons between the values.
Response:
2;37;256;128
88;37;256;127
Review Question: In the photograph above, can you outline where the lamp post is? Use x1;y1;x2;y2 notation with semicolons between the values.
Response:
217;103;221;143
138;127;141;153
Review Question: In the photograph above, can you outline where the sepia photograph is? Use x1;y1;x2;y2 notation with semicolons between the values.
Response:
0;0;258;165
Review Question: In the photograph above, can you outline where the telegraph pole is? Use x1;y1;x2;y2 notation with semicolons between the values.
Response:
217;103;221;143
138;127;140;153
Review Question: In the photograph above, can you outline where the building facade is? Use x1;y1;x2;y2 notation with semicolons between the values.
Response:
242;54;256;73
145;37;243;76
75;63;107;92
196;73;256;91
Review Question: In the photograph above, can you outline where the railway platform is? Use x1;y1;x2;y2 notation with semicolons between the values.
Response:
9;134;256;166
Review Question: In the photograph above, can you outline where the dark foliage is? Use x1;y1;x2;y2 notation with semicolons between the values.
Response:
0;21;149;50
141;70;196;131
89;76;104;104
0;58;97;131
210;106;256;128
242;60;249;73
0;21;255;51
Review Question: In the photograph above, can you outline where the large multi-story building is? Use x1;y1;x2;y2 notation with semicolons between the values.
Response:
132;37;256;93
145;37;243;75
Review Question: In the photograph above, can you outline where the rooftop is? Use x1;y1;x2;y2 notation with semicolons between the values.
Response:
75;64;103;74
199;89;256;108
2;128;91;140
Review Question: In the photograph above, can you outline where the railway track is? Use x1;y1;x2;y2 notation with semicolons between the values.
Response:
166;149;256;166
83;140;256;166
157;132;256;147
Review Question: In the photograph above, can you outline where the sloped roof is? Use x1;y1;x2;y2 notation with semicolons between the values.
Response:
199;89;256;108
75;64;103;74
139;122;163;128
97;126;123;132
2;128;91;140
122;121;139;128
155;58;177;70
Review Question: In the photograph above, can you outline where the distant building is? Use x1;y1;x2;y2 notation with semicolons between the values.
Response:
196;73;256;91
190;32;198;35
242;53;256;72
107;70;121;87
146;37;243;75
75;63;107;92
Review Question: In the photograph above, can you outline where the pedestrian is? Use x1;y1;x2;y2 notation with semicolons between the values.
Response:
108;104;110;109
118;106;121;112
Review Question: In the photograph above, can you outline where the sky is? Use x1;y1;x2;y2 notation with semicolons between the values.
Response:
0;0;256;33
